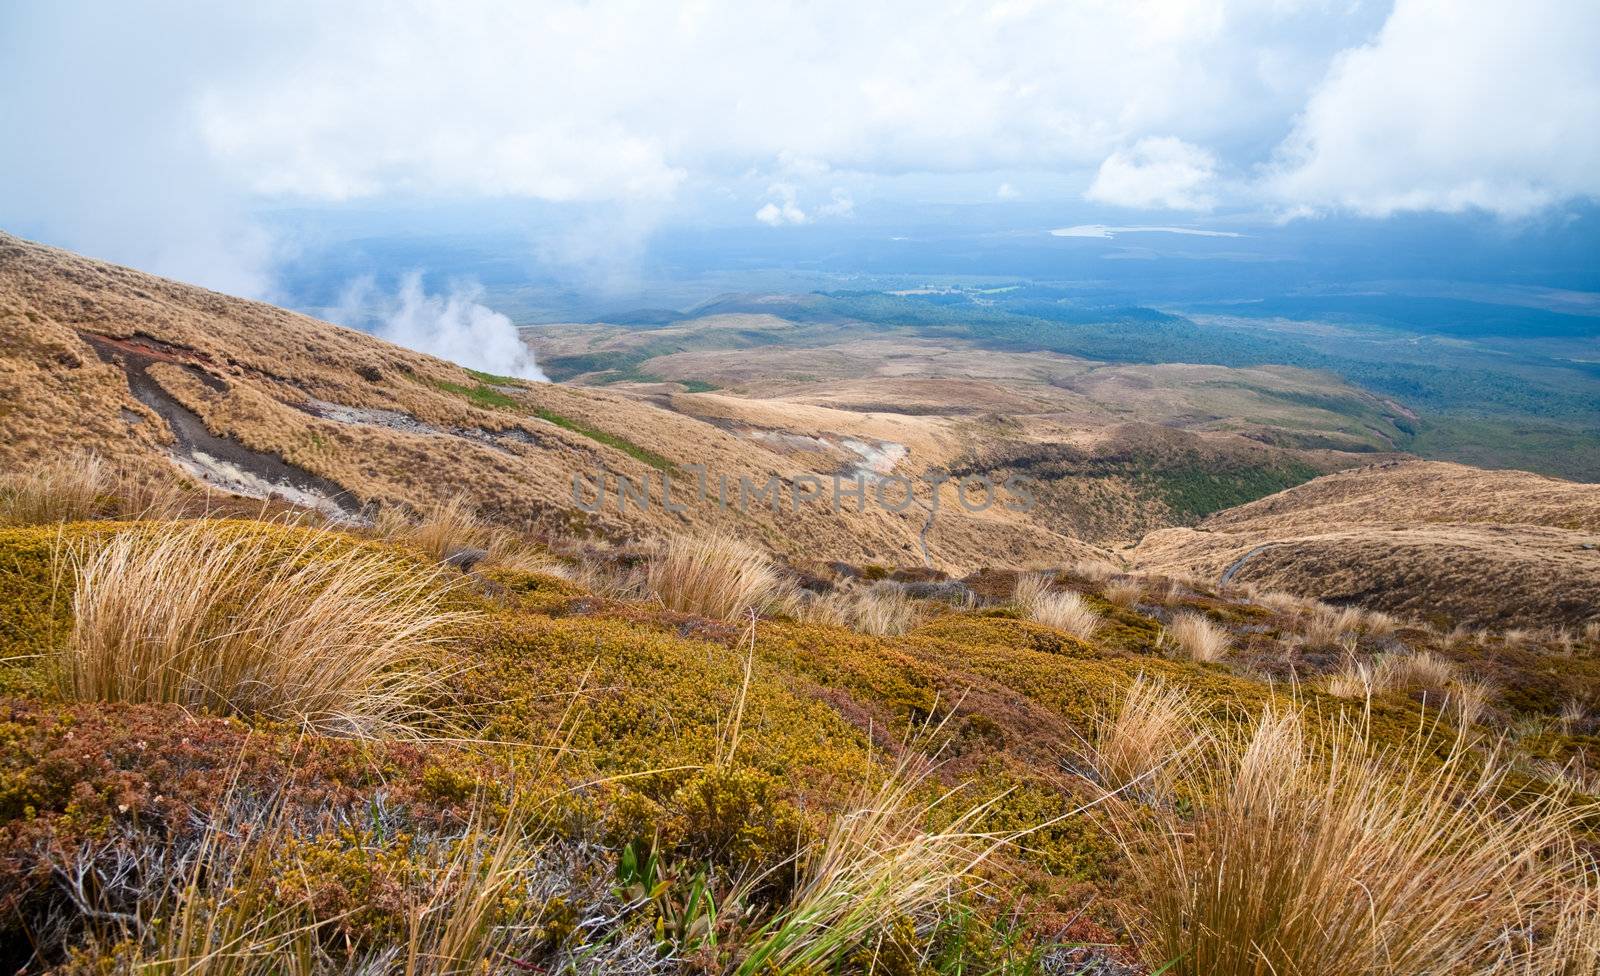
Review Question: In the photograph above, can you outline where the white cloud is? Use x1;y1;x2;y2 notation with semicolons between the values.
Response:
996;182;1020;200
816;188;855;218
1;0;1595;296
1268;0;1600;217
1085;137;1220;211
338;273;546;381
755;183;808;225
1050;224;1242;239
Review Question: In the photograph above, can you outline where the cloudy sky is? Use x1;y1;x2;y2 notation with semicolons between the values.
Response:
2;0;1598;299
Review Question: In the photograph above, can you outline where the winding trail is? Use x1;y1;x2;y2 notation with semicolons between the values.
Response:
1219;543;1273;585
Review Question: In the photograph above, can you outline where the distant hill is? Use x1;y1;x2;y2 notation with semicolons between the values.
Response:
1133;460;1600;627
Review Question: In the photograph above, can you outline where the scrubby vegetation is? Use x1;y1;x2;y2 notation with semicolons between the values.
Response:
1;457;1597;974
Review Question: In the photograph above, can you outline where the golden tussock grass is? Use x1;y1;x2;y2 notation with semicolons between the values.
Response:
373;494;490;562
1502;627;1535;647
62;521;470;735
0;451;108;526
1559;699;1588;730
1029;591;1101;640
1254;589;1316;615
1113;704;1600;976
645;531;784;622
732;746;1003;974
1014;573;1101;639
1069;557;1122;581
1011;571;1053;609
794;583;924;636
1093;674;1204;800
1164;611;1232;663
1102;578;1145;609
1376;649;1459;693
1519;856;1600;975
1361;609;1401;638
847;583;923;636
1325;658;1381;699
1448;677;1497;729
1299;605;1366;646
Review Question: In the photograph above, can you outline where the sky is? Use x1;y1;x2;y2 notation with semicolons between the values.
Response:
3;0;1599;308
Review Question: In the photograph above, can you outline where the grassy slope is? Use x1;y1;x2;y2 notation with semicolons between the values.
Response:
4;519;1596;970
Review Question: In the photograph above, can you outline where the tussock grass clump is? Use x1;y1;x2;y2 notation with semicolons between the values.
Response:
373;494;490;562
1449;677;1496;729
1255;589;1316;615
794;583;924;636
1376;649;1459;693
1093;674;1203;800
1325;658;1382;698
1014;573;1100;640
1070;557;1123;581
848;583;923;636
1522;857;1600;975
646;532;783;621
1164;611;1231;662
1029;591;1101;640
1102;578;1145;609
64;521;467;735
733;749;1000;974
1301;604;1366;646
1361;609;1401;638
0;452;108;525
1011;571;1054;610
1115;706;1599;976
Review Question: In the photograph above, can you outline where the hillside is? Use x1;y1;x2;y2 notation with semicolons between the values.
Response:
1132;460;1600;627
6;232;1597;629
1;510;1597;973
1;236;1599;973
0;232;1105;570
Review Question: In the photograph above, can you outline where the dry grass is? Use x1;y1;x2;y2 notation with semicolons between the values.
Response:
374;494;491;563
1536;858;1600;975
1560;699;1588;731
1116;705;1598;976
1164;612;1232;663
1102;578;1145;609
1376;650;1459;694
1011;571;1054;610
113;471;201;521
1070;557;1122;581
1029;591;1102;640
1300;605;1366;646
1361;610;1401;638
0;452;108;525
1014;573;1101;640
63;521;468;735
1093;674;1204;800
1325;658;1383;699
848;583;923;636
795;584;924;636
645;532;784;622
732;748;1001;974
1449;677;1496;729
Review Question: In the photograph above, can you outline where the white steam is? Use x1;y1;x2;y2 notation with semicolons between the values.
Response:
336;272;546;382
